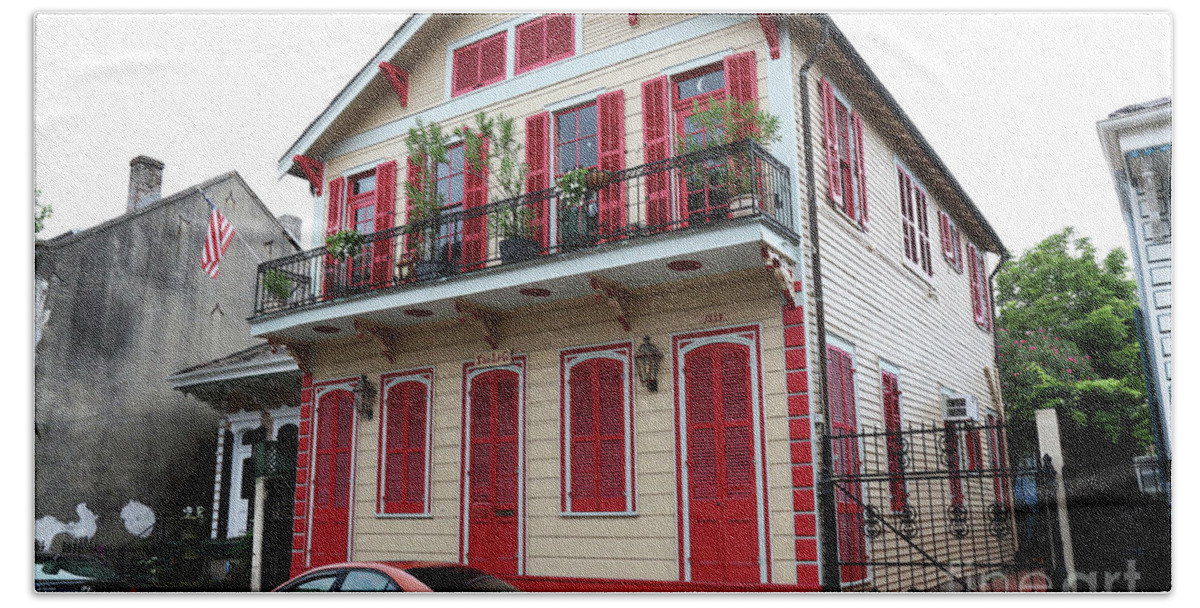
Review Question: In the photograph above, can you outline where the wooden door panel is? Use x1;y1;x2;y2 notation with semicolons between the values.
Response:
310;389;354;567
466;369;520;576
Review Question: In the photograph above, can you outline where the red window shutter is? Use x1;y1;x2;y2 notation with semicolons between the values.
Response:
322;177;346;297
480;34;507;86
326;176;346;236
968;243;983;325
723;50;758;105
525;113;551;250
851;111;868;227
820;79;843;208
596;90;626;239
569;361;597;512
939;210;951;258
881;372;907;512
944;422;964;507
966;427;982;472
899;170;916;266
596;359;626;512
462;137;489;270
372;160;397;284
515;18;546;74
641;76;672;228
545;15;574;61
451;43;480;97
377;62;409;108
916;189;932;276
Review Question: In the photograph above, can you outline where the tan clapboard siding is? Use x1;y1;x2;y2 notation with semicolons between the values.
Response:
307;267;797;578
321;17;769;234
580;13;696;54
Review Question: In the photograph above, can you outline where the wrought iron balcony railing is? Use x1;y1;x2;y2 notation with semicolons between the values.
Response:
252;140;795;317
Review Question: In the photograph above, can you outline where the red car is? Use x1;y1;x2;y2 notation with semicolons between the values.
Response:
272;562;518;592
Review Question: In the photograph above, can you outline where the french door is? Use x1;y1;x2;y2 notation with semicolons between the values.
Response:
464;368;522;576
309;387;355;567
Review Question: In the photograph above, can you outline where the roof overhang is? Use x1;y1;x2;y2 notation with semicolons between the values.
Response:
278;13;426;178
169;346;301;412
1097;101;1172;171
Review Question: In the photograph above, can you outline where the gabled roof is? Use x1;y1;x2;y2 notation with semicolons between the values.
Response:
278;14;424;177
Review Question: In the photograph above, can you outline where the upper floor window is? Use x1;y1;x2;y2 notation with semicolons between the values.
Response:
554;103;598;175
939;209;964;272
897;166;933;277
967;243;993;331
451;31;507;98
820;79;868;228
515;14;575;75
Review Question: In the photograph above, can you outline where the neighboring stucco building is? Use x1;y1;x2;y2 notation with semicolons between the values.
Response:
34;157;301;549
1096;97;1172;462
249;14;1010;591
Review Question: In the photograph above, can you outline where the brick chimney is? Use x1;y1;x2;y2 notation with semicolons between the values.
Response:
126;155;164;212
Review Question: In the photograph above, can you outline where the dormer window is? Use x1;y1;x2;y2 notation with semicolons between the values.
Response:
451;31;507;98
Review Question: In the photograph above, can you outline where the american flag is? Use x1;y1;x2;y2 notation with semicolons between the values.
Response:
200;190;236;278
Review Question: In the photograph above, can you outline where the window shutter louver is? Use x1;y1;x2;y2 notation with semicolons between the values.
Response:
944;422;965;507
546;15;574;60
597;359;626;512
382;381;429;514
480;34;507;85
525;113;551;250
820;79;843;208
851;111;868;226
452;44;480;97
451;32;507;97
939;210;951;258
596;90;626;239
322;177;346;297
515;15;573;75
723;51;758;105
372;161;397;285
462;137;489;270
569;363;596;512
515;18;545;73
968;243;983;325
966;427;982;472
641;76;672;229
881;372;907;512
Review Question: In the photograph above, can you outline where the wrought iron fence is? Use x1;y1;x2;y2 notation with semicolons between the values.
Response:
252;140;794;316
824;420;1039;591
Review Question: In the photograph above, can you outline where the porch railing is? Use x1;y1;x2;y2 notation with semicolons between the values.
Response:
253;140;794;317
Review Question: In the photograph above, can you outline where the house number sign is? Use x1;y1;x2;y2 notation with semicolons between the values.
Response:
474;349;513;368
702;312;726;324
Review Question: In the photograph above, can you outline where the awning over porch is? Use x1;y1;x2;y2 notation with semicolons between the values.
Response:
168;342;302;413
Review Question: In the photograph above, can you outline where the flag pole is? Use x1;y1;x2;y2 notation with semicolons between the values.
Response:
198;188;263;265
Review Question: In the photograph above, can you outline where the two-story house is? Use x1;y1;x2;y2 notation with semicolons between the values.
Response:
251;14;1010;591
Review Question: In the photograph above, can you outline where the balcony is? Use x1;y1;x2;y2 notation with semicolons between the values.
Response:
250;141;799;338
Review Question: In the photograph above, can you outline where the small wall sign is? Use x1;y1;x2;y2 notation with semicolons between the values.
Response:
702;312;726;324
474;349;513;368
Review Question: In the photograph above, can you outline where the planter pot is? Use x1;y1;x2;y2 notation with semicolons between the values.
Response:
559;205;598;251
729;192;758;217
414;260;453;282
585;169;614;190
500;237;539;264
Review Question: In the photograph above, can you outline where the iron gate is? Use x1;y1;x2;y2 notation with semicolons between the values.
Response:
822;419;1054;591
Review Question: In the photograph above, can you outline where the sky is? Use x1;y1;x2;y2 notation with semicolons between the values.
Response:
32;10;1171;260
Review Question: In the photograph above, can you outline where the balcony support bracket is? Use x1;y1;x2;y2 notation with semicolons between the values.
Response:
353;318;404;364
761;244;799;309
590;275;634;332
267;336;312;375
456;299;502;349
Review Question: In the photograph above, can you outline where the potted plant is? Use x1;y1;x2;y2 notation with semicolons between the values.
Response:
460;112;539;264
491;204;538;263
324;229;365;260
675;98;781;220
555;168;597;251
404;120;454;280
262;269;295;308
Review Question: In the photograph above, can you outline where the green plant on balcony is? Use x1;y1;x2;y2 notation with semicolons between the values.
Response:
460;112;539;263
676;98;781;212
555;168;597;250
404;120;451;275
262;269;295;302
324;229;365;261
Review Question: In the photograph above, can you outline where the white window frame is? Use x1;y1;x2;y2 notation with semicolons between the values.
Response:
895;158;934;280
376;368;436;518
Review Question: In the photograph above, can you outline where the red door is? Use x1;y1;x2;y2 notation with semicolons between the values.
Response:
310;388;355;567
466;369;521;576
827;346;867;585
683;342;760;583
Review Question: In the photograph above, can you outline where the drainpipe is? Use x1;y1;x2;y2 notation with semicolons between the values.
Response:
796;18;839;592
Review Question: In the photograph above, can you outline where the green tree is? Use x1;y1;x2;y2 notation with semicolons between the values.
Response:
995;227;1149;449
35;189;53;234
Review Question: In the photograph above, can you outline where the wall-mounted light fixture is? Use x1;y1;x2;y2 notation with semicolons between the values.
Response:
634;335;663;392
353;375;377;421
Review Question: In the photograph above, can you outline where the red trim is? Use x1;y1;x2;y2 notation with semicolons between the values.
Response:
377;62;409;107
290;372;315;578
506;575;811;593
757;14;781;60
641;76;672;229
596;90;626;240
627;13;638;26
293;155;324;196
514;14;575;75
376;368;435;515
559;342;636;514
525;112;551;250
